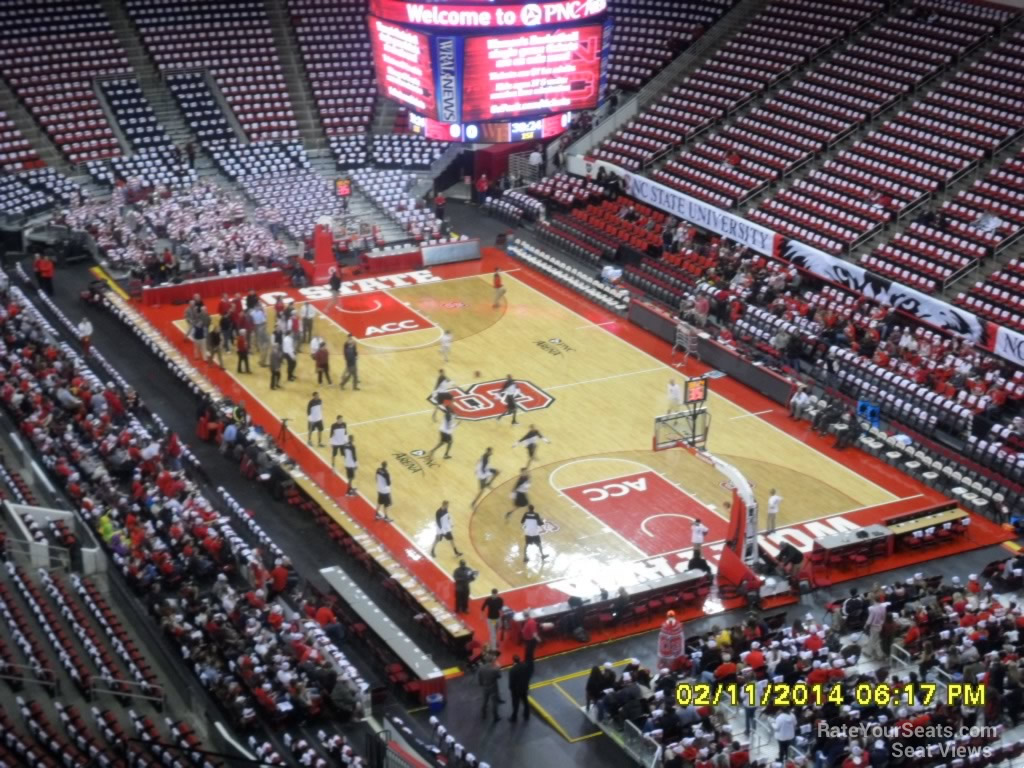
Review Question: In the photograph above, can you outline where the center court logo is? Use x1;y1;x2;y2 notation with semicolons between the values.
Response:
429;379;554;420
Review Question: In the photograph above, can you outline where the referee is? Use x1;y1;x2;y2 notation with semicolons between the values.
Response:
306;391;324;447
430;500;462;558
505;467;531;520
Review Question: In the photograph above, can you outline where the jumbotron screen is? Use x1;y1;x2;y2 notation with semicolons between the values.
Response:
368;0;612;135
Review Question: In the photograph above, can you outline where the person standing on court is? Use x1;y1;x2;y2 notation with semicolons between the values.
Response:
472;447;500;504
496;375;520;425
453;559;476;613
206;322;224;368
492;268;506;308
477;654;502;722
521;505;547;563
269;342;284;389
314;338;331;384
767;489;782;533
508;655;532;722
339;333;359;390
307;391;324;447
506;467;531;520
283;331;298;381
430;500;462;558
374;461;393;521
691;518;709;554
299;301;316;344
342;437;358;495
481;588;504;651
427;405;457;460
327;268;342;311
439;329;453;363
329;415;348;469
236;329;251;373
513;426;550;466
667;379;683;414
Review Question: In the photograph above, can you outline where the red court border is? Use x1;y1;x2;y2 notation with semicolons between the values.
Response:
133;251;1013;661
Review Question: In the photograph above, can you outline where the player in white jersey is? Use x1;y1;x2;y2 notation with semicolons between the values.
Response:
427;406;457;460
513;425;550;466
495;375;521;425
306;392;324;447
430;369;457;422
342;437;358;495
472;447;500;504
667;379;683;414
374;462;393;521
439;329;453;363
521;504;547;563
430;500;462;557
329;415;348;469
505;467;531;520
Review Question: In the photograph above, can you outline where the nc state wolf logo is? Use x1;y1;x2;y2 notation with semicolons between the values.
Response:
431;379;554;421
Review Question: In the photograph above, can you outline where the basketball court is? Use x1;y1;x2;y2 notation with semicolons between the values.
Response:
133;252;1011;657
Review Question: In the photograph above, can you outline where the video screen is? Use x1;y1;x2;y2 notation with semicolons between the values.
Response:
460;24;607;122
369;16;438;119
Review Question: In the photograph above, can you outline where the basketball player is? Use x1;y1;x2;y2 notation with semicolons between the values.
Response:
472;447;500;504
439;329;453;363
329;414;348;468
495;375;520;425
374;461;393;521
691;518;709;554
342;437;358;495
492;267;506;308
430;369;456;422
667;379;684;414
430;500;462;557
505;468;531;520
521;504;547;563
513;425;550;466
427;406;457;460
306;392;324;447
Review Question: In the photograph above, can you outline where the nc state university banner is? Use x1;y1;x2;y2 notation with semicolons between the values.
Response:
993;326;1024;367
572;157;780;255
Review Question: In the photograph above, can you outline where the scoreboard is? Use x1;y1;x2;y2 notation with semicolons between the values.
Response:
368;0;612;140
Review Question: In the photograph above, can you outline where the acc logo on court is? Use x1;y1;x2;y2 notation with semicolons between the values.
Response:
435;379;554;421
366;319;423;336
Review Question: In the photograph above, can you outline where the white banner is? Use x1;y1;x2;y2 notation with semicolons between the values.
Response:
563;157;1024;367
994;326;1024;367
783;239;990;344
567;156;778;255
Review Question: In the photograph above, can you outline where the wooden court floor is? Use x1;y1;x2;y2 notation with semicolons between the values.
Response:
169;270;896;598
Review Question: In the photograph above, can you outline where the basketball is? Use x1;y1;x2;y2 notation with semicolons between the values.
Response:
474;370;481;378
